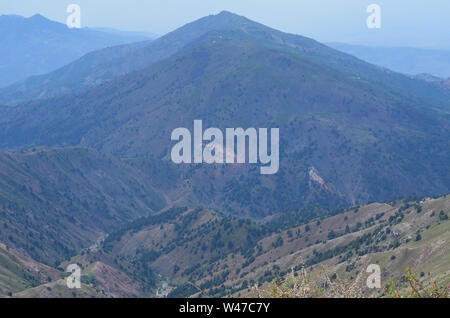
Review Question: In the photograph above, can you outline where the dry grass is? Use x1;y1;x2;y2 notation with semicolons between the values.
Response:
254;266;449;298
385;268;449;298
254;266;370;298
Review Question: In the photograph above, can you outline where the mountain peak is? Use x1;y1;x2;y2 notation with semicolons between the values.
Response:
27;14;56;28
202;10;251;27
29;13;50;22
0;13;53;26
216;10;239;17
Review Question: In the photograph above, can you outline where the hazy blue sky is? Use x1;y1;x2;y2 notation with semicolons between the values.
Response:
1;0;449;48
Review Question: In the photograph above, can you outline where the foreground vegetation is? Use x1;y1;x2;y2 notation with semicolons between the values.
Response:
255;267;449;298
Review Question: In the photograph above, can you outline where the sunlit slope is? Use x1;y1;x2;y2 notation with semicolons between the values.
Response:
31;195;448;298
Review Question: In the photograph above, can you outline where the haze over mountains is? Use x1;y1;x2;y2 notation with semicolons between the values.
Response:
1;12;263;105
0;14;153;88
0;12;287;105
0;11;448;297
3;11;450;107
329;43;450;79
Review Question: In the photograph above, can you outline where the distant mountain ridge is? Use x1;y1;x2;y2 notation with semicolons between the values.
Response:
1;11;450;111
412;73;450;91
328;43;450;78
0;14;152;88
1;11;271;105
0;11;258;105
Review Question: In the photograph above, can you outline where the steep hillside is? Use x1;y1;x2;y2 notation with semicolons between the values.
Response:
412;74;450;91
0;147;166;265
0;14;151;89
241;196;450;297
11;260;143;298
11;279;102;298
0;27;448;216
29;195;448;298
50;207;270;297
0;243;62;297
